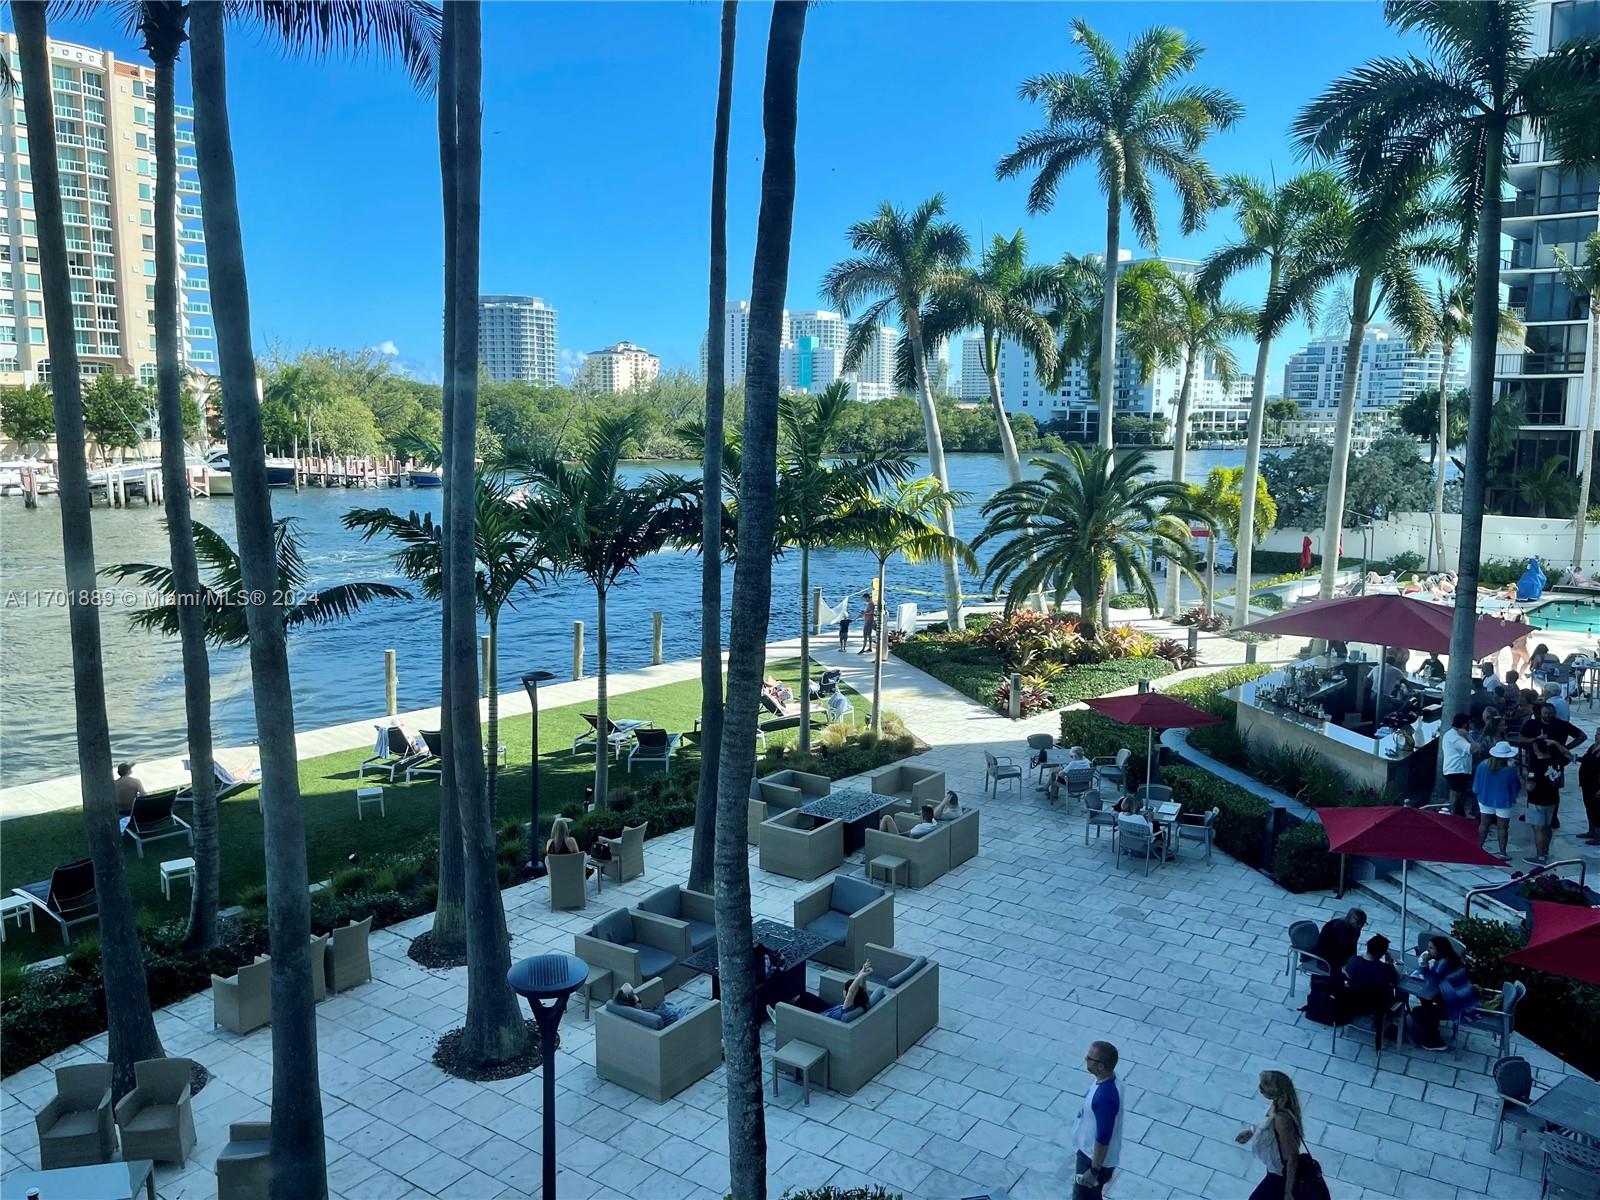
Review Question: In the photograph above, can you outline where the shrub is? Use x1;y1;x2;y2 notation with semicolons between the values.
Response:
1175;607;1227;632
1053;657;1174;705
995;674;1053;716
1255;592;1285;612
1453;915;1600;1080
1108;592;1147;610
1099;624;1155;659
1163;663;1272;702
781;1189;904;1200
1519;874;1592;906
1162;765;1270;867
1272;820;1340;892
1151;637;1198;669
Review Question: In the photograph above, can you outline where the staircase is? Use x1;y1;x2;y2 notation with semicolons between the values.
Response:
1352;859;1519;940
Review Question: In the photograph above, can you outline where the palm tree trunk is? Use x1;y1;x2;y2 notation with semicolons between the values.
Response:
692;0;738;895
717;6;805;1195
15;0;165;1101
148;28;219;951
905;313;964;632
1205;535;1216;617
431;0;465;959
595;581;611;807
1098;188;1121;452
798;543;813;753
1077;557;1105;641
444;1;528;1069
1319;286;1372;599
1230;265;1279;628
985;335;1022;484
1433;350;1452;572
1445;140;1506;750
871;557;887;731
1570;309;1599;571
189;7;324;1189
1166;345;1197;616
486;608;499;823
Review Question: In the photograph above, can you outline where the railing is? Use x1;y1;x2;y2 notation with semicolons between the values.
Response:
56;131;84;147
179;229;204;243
87;163;108;177
180;254;206;267
93;267;115;280
175;103;194;119
52;105;81;121
176;154;197;170
60;184;86;199
183;302;211;315
177;179;199;194
63;238;90;252
1507;139;1544;164
82;84;104;100
1465;859;1587;924
90;215;111;229
52;78;81;95
82;108;105;125
86;138;106;152
179;205;202;219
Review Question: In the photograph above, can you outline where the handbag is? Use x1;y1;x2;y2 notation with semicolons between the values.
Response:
1292;1125;1332;1200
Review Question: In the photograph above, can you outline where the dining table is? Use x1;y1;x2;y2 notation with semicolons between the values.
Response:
1529;1075;1600;1142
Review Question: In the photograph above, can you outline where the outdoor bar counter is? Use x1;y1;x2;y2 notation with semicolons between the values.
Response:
1233;654;1441;795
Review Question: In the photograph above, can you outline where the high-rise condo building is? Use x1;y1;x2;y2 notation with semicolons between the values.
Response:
577;340;659;393
1282;325;1468;435
479;294;558;385
704;301;896;402
1495;0;1600;513
0;34;216;390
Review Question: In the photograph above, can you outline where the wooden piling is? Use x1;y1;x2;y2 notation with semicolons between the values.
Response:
652;611;663;665
572;621;584;681
385;649;397;716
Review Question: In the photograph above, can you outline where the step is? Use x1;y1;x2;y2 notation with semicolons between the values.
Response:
1352;874;1468;943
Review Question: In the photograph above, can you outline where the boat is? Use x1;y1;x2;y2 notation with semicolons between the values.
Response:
204;450;296;489
408;467;443;488
0;459;56;496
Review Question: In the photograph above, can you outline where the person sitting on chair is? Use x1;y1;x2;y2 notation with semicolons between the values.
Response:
1406;936;1475;1050
1048;747;1094;804
1341;934;1399;1024
773;962;876;1025
613;982;684;1026
906;804;939;838
934;791;962;820
546;817;600;876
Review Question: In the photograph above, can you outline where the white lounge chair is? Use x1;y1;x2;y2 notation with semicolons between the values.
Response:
573;713;650;760
178;752;261;805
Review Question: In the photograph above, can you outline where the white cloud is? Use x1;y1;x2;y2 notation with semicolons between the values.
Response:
374;339;400;357
559;348;587;384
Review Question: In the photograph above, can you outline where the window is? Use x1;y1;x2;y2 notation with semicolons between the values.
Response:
1552;0;1600;45
0;357;18;373
138;183;151;200
139;362;156;386
135;132;148;150
26;300;41;318
142;235;154;251
140;209;153;227
1503;377;1568;424
1523;325;1588;374
132;82;146;99
26;273;40;291
144;260;155;277
1537;166;1599;216
145;285;155;301
137;158;152;177
28;328;42;344
1510;275;1591;322
133;105;146;123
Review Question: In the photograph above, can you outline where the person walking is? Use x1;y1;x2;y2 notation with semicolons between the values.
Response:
1071;1041;1123;1200
859;588;876;655
1234;1071;1307;1199
1441;713;1477;818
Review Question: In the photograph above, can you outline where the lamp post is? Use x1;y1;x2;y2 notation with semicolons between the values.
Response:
521;669;556;877
507;953;587;1200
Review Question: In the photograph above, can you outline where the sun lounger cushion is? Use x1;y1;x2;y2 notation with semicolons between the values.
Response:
803;910;850;947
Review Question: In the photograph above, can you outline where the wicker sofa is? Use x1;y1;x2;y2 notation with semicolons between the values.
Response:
792;875;894;972
758;810;844;881
851;943;939;1054
594;977;723;1102
945;808;980;869
773;979;899;1095
747;769;830;845
863;813;951;887
574;908;695;992
633;884;717;953
869;764;946;807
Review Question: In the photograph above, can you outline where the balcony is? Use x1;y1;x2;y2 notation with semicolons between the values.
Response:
175;103;194;120
52;79;81;95
82;83;104;100
175;128;194;145
177;179;199;194
1507;140;1545;165
93;267;115;280
59;183;86;199
63;238;90;252
90;215;111;229
179;204;202;219
181;277;206;291
82;108;105;125
87;163;108;178
62;213;87;227
86;138;106;152
183;301;211;315
52;105;81;122
1498;351;1587;375
180;253;206;267
176;154;197;170
179;228;204;243
56;131;84;147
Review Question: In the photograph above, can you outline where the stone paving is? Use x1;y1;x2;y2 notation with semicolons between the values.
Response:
0;627;1587;1199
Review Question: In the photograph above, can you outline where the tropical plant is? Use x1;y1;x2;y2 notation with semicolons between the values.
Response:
1197;170;1344;628
1518;455;1581;517
13;0;165;1103
1187;466;1276;614
0;382;54;450
776;382;912;751
1554;233;1600;568
841;478;977;731
975;445;1201;633
692;0;738;895
996;18;1241;451
1293;0;1600;758
716;6;806;1195
1395;386;1469;462
923;230;1057;485
822;195;970;631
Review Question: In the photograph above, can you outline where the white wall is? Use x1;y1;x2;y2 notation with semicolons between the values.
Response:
1259;511;1600;573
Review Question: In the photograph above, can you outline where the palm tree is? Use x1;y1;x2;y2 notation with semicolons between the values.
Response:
776;382;912;752
508;413;698;810
1555;233;1600;568
716;6;805;1195
1520;455;1580;518
1293;0;1600;746
343;476;551;822
1188;466;1277;614
13;0;165;1102
822;196;970;631
1262;162;1450;601
974;445;1201;631
692;0;738;896
843;479;977;730
924;231;1057;484
996;18;1241;451
188;3;438;1187
1145;275;1254;616
1197;170;1341;627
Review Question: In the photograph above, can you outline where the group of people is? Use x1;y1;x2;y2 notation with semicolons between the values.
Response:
835;587;877;655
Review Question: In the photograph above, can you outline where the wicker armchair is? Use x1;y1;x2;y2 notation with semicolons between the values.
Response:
632;884;717;952
792;875;894;972
599;822;647;884
547;850;590;911
747;769;830;844
855;942;939;1054
213;956;272;1035
574;908;695;992
869;764;946;807
594;977;723;1101
773;982;899;1095
758;809;844;881
35;1063;115;1169
327;915;373;993
862;815;950;887
945;808;979;868
114;1057;197;1166
216;1120;271;1200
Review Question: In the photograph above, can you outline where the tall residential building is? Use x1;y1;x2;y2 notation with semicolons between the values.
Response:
959;336;989;401
577;340;659;393
1495;0;1600;513
478;294;558;385
0;34;216;390
850;323;900;402
703;301;897;402
1282;324;1468;434
700;299;790;387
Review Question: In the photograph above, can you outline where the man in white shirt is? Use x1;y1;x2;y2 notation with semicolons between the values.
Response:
1073;1040;1123;1199
1441;713;1476;817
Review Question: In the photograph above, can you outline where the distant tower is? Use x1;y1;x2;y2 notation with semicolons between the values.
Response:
478;295;559;385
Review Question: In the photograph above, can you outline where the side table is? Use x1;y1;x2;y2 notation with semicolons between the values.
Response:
582;967;614;1018
160;857;198;901
867;854;908;891
0;892;34;941
773;1039;827;1106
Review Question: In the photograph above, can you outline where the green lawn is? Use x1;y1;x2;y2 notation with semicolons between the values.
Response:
0;657;849;964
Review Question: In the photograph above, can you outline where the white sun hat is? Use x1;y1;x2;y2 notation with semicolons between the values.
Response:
1490;741;1518;759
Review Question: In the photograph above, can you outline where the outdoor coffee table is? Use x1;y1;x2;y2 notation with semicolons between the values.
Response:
1;1159;156;1200
1529;1075;1600;1141
799;788;902;854
773;1038;827;1105
0;891;34;941
682;918;834;1018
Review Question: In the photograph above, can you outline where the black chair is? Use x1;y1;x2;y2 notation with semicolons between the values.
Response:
121;789;193;859
405;729;444;782
13;859;99;946
1490;1055;1545;1151
360;724;427;782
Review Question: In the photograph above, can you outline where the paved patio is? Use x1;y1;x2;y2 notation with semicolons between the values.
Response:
0;629;1586;1199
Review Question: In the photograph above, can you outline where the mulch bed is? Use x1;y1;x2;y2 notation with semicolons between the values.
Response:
190;1061;212;1097
433;1019;555;1082
407;931;468;970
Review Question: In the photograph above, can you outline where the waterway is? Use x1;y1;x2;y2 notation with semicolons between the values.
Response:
0;447;1257;786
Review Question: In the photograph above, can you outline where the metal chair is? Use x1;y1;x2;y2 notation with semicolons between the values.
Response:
120;789;193;859
1458;980;1527;1059
1173;807;1219;864
1083;791;1117;844
1542;1130;1600;1199
1332;989;1407;1073
1286;920;1330;999
983;751;1022;797
1057;766;1096;810
1489;1056;1545;1151
1114;815;1163;876
1026;734;1054;782
1092;748;1131;792
12;859;98;946
1135;784;1173;806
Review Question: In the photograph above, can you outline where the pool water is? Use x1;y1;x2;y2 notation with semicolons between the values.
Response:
1532;600;1600;634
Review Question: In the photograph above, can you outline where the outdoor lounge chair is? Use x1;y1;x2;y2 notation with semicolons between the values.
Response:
774;981;900;1095
547;850;592;911
575;908;695;991
1115;815;1163;875
794;874;894;972
360;723;427;781
327;916;373;993
869;764;945;807
599;822;647;883
945;807;980;868
1173;807;1219;863
13;858;98;946
983;750;1022;796
1286;920;1331;999
572;713;649;759
405;729;444;782
1458;980;1527;1058
216;1120;271;1200
177;752;261;804
626;727;682;773
1092;748;1131;792
1082;792;1116;844
212;957;272;1035
35;1062;115;1169
862;815;950;888
633;883;717;952
594;976;723;1102
853;942;939;1054
114;1057;197;1166
120;789;193;859
1490;1056;1545;1151
759;810;845;881
825;690;856;726
748;769;830;845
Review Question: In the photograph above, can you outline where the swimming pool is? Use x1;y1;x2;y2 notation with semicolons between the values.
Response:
1531;599;1600;634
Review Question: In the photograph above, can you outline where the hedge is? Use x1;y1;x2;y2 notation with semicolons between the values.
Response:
1271;821;1341;892
1453;916;1600;1080
1053;658;1173;705
1108;592;1148;610
1162;765;1271;867
893;631;1173;714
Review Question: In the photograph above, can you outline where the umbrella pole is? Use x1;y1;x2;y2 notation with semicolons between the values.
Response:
1374;644;1388;732
1146;727;1154;791
1338;853;1346;899
1400;858;1410;961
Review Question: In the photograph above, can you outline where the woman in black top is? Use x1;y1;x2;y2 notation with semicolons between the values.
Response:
1579;741;1600;845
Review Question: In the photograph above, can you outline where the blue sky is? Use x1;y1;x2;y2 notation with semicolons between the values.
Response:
49;1;1413;385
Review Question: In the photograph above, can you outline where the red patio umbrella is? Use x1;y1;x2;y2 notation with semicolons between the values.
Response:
1085;692;1223;790
1506;901;1600;986
1315;805;1503;953
1237;593;1533;658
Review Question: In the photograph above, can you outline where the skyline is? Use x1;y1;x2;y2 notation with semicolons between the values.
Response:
42;2;1423;387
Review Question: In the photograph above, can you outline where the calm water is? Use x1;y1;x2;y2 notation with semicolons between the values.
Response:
0;447;1252;785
